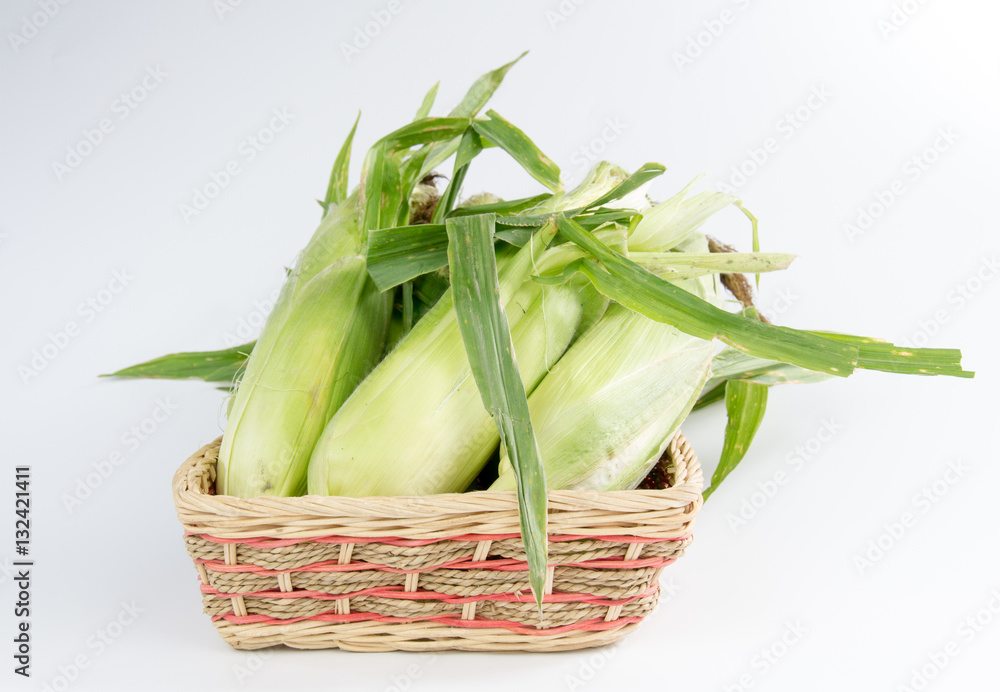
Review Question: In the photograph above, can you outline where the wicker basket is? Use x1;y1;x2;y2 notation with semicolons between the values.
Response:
172;433;702;652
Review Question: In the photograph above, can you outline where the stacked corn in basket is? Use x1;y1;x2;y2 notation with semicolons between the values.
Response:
112;55;971;650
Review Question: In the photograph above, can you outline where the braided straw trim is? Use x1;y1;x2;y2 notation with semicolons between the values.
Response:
200;589;660;628
199;563;663;599
172;432;702;652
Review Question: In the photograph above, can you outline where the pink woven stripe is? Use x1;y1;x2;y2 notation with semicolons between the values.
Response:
200;582;658;606
191;531;691;548
213;610;647;636
196;554;677;575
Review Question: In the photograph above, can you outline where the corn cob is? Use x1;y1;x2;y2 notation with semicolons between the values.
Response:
217;193;391;497
492;184;733;492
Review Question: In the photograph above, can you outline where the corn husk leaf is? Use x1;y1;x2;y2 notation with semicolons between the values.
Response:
322;111;359;211
101;342;254;383
414;81;439;121
543;215;972;379
473;111;561;192
703;380;769;500
694;346;831;411
446;212;548;612
809;331;974;377
582;162;664;209
627;183;736;252
632;251;796;279
739;203;762;287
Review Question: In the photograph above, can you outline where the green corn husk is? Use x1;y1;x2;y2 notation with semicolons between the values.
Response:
627;175;737;252
217;193;392;497
307;166;632;497
490;303;716;491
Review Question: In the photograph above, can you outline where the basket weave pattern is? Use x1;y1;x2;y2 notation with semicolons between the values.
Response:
172;434;702;652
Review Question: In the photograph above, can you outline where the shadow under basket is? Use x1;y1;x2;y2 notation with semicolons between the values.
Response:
172;433;703;652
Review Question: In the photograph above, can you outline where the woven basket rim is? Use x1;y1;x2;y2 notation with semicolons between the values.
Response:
173;433;702;541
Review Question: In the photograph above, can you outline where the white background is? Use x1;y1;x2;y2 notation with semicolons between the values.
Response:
2;1;998;690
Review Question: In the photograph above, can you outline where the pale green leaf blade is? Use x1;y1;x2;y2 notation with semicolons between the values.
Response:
704;380;769;499
414;82;439;120
629;187;737;252
632;251;796;278
449;52;527;118
445;212;548;612
738;203;761;288
323;112;360;210
102;343;254;383
705;347;834;385
583;162;666;209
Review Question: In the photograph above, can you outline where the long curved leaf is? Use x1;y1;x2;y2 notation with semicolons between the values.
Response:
414;82;439;121
323;112;360;211
547;215;971;379
632;251;796;279
446;212;548;613
703;380;769;499
583;162;665;209
473;110;561;192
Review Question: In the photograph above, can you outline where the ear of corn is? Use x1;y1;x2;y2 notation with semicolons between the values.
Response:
217;194;392;497
490;188;733;493
490;303;716;491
